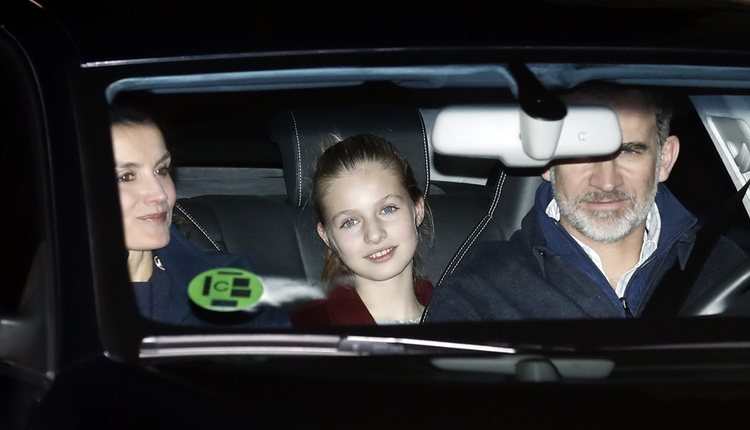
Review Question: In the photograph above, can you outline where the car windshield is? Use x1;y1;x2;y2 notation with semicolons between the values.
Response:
94;61;750;351
29;0;750;364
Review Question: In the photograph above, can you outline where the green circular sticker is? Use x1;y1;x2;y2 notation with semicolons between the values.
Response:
188;267;264;312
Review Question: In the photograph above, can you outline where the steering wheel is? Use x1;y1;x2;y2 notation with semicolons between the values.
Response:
680;259;750;317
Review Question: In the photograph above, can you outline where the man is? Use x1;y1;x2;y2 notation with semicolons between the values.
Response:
424;82;747;321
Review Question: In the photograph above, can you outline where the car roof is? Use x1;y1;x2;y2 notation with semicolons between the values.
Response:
39;0;750;63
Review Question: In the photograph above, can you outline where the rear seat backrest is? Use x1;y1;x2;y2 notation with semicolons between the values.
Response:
270;105;431;208
436;166;541;285
268;105;500;285
268;105;430;285
175;196;307;280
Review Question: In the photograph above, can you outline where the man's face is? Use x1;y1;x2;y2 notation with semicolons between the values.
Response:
543;92;679;244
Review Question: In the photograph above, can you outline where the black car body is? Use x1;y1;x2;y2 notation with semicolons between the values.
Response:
5;1;750;428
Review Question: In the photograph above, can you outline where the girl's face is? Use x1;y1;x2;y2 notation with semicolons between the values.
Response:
317;162;425;286
112;122;176;251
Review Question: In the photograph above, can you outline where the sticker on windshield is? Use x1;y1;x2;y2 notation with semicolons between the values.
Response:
188;267;264;312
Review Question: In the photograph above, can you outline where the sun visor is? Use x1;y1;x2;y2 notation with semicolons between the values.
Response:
431;104;622;167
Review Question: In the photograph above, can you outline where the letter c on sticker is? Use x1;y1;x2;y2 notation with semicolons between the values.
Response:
213;281;229;292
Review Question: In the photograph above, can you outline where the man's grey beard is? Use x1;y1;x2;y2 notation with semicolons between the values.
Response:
551;170;658;244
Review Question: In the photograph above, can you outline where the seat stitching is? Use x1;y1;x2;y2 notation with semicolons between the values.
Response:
487;171;507;217
415;108;430;196
290;110;302;208
174;202;221;251
439;217;488;283
436;170;507;286
438;215;490;285
427;216;491;320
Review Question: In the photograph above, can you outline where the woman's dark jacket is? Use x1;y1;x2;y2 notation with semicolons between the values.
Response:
132;225;290;327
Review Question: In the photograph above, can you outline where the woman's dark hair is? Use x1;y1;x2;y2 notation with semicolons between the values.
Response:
312;133;434;287
109;91;164;130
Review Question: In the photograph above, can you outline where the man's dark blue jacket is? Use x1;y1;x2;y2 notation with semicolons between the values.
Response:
424;182;747;321
133;225;291;327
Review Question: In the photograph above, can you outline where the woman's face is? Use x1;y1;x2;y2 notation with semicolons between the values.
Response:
112;121;176;251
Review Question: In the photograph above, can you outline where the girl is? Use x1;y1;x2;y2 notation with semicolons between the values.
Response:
291;133;434;326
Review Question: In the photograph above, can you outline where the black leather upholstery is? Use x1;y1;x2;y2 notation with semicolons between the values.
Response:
269;105;430;208
436;165;541;286
175;196;307;280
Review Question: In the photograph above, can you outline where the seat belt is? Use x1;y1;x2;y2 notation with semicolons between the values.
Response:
641;177;750;318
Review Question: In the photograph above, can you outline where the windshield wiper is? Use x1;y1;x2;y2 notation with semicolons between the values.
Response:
339;335;517;355
139;333;517;359
139;333;622;382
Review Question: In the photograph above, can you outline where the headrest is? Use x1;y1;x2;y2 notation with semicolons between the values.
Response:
268;105;430;208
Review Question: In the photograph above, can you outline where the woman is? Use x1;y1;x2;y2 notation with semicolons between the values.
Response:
111;101;289;327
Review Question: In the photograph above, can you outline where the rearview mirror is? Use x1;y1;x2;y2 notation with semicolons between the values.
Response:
431;104;622;167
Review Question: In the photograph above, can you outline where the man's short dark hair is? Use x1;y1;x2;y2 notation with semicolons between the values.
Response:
559;81;673;146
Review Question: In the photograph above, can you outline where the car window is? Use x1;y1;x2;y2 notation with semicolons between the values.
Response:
79;62;747;336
